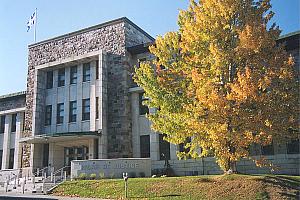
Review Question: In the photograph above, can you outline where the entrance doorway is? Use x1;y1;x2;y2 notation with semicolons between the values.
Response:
64;146;89;166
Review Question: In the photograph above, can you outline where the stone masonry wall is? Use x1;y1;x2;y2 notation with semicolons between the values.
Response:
106;21;153;158
0;94;26;112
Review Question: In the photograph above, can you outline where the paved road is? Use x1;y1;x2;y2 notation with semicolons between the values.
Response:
0;194;109;200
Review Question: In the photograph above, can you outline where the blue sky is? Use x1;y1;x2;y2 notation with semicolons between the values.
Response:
0;0;299;95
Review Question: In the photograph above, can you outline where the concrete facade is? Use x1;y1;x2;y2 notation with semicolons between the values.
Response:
0;18;299;176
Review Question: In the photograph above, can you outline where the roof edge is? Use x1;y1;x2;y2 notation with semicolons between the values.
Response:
278;30;300;40
0;91;26;100
28;17;154;48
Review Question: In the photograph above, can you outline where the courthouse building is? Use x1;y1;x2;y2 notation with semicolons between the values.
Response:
0;18;299;176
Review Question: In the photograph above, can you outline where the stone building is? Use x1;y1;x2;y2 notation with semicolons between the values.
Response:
0;18;299;176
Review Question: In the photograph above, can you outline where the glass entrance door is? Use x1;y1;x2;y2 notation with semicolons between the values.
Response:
64;146;89;166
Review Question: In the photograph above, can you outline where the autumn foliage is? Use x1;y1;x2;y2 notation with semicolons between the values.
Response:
134;0;299;172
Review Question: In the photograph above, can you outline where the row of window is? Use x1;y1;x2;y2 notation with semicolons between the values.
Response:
45;98;94;125
0;114;17;133
139;135;300;160
46;61;99;89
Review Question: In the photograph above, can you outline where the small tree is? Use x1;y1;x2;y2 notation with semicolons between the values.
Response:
134;0;299;173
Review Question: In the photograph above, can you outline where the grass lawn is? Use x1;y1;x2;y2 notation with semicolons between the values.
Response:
52;174;300;200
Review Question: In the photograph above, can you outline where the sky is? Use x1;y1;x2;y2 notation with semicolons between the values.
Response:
0;0;299;96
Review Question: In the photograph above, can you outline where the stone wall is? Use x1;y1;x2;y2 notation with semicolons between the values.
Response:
0;93;26;112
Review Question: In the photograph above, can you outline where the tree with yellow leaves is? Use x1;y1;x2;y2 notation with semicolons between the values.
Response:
134;0;299;173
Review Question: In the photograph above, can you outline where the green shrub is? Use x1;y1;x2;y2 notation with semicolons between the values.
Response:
90;173;97;180
99;171;105;179
78;173;87;180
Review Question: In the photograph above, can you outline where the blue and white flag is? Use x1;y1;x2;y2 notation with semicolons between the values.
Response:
27;10;36;32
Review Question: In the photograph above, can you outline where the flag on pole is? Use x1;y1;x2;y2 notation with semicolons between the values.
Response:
27;10;36;32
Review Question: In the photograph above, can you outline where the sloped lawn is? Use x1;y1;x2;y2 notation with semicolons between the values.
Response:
52;174;300;200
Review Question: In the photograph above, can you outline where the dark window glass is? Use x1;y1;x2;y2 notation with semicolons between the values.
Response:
96;97;99;119
46;71;53;89
11;114;17;132
0;150;2;169
96;60;99;80
56;103;64;124
94;139;99;159
261;143;274;155
82;99;90;120
140;135;150;158
0;115;5;133
83;63;90;82
45;105;52;126
139;93;149;115
159;134;170;160
69;101;77;122
70;66;77;84
287;139;300;154
8;149;14;169
43;144;49;167
58;68;65;87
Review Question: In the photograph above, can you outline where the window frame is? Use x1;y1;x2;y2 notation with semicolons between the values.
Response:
69;101;77;123
83;63;91;82
82;98;90;121
46;71;53;89
56;103;64;124
11;114;17;132
0;115;6;133
70;66;77;84
58;68;65;87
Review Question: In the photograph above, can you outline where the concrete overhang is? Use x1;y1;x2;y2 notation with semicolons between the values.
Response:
19;131;101;144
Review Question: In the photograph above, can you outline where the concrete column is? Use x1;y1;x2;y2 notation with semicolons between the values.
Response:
48;143;55;169
131;93;140;157
88;139;95;159
170;144;178;160
90;61;96;131
14;112;24;169
2;114;12;169
98;52;108;159
149;107;159;160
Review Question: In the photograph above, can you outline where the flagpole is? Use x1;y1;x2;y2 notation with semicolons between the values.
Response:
34;8;37;42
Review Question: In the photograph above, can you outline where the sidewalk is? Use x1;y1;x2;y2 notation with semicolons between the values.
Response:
0;193;110;200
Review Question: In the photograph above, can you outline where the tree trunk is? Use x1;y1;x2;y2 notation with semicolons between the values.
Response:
226;160;237;174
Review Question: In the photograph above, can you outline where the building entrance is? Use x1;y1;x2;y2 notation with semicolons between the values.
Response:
64;146;89;166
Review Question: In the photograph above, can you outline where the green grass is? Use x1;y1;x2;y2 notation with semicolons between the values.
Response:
52;174;300;200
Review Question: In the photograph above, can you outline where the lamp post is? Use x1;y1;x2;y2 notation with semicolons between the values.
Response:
123;172;129;198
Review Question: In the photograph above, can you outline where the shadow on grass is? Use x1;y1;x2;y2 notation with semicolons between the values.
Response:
262;175;300;199
129;194;181;199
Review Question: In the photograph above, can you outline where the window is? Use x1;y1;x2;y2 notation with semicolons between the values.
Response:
58;68;65;87
159;134;170;160
70;66;77;84
261;143;274;155
56;103;64;124
83;63;90;82
11;114;17;132
0;150;2;169
140;135;150;158
0;115;5;133
96;97;99;119
69;101;77;122
179;137;192;158
46;71;53;89
82;99;90;120
45;105;52;126
287;139;299;154
139;93;149;115
8;149;14;169
138;58;146;67
96;60;99;80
